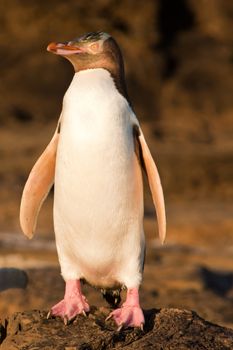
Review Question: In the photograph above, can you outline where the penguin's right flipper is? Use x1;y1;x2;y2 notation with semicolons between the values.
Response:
19;122;60;239
133;124;166;244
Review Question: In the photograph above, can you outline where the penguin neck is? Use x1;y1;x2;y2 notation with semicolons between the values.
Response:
63;69;132;129
65;68;130;110
74;66;130;104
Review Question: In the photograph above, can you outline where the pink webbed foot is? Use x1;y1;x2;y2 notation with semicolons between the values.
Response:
107;288;145;329
49;280;90;323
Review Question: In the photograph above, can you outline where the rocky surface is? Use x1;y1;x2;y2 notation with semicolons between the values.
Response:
1;308;233;350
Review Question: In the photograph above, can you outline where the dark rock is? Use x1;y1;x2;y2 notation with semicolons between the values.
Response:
1;308;233;349
200;266;233;296
0;268;28;292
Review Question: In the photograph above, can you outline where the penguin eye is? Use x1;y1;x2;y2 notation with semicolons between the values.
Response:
89;42;99;53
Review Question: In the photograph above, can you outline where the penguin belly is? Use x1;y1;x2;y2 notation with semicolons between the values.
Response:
54;69;144;288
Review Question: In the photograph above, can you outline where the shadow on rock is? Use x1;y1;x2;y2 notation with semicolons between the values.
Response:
0;268;28;292
200;266;233;297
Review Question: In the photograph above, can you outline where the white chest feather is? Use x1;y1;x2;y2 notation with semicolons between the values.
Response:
54;68;144;288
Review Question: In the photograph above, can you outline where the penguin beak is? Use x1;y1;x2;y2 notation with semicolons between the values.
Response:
47;42;84;56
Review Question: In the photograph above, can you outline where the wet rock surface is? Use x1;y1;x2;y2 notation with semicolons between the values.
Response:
1;308;233;350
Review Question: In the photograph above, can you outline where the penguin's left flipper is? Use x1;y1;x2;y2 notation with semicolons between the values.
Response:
20;121;60;239
133;125;166;244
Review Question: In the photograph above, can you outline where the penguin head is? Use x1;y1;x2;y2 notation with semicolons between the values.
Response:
47;31;122;72
47;31;128;98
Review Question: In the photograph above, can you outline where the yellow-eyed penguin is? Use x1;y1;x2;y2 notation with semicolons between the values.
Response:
20;31;166;329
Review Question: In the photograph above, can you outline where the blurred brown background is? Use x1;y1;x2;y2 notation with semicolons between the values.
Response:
0;0;233;328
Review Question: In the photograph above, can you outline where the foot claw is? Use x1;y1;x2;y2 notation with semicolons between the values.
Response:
140;323;144;331
82;310;87;317
64;316;68;326
117;323;124;332
106;314;113;321
46;311;51;319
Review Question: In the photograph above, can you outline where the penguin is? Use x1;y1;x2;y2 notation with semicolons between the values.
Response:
20;31;166;329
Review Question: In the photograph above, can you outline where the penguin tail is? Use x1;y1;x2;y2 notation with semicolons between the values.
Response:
101;288;121;308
